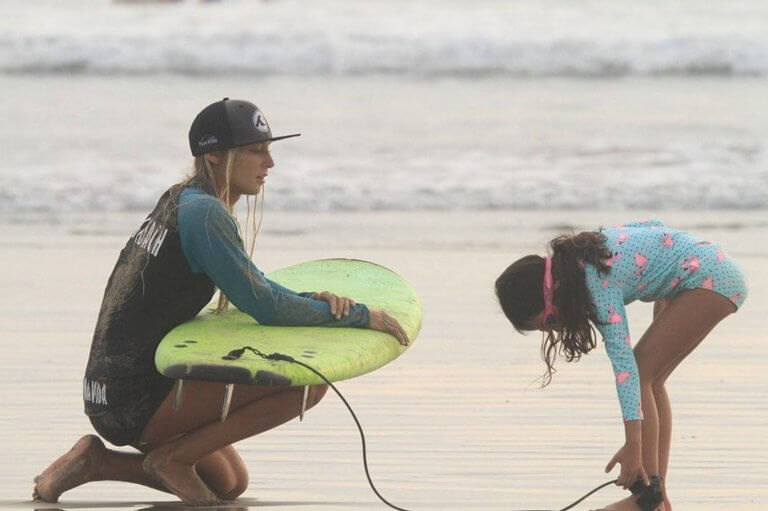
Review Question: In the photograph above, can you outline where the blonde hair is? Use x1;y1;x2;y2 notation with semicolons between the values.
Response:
181;149;264;314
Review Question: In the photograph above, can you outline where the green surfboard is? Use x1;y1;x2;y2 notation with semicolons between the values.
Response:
155;259;422;387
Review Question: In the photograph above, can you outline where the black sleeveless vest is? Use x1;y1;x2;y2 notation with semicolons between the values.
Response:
84;186;215;412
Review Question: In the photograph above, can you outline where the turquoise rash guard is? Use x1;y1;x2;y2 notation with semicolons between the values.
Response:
178;186;370;328
84;185;370;446
584;220;746;422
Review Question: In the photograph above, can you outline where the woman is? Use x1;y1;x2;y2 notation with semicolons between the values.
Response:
495;220;747;511
33;98;408;505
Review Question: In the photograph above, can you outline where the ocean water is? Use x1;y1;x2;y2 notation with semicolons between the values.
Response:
3;0;768;77
1;0;767;215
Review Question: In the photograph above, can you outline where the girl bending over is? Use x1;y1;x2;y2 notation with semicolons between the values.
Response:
495;220;746;511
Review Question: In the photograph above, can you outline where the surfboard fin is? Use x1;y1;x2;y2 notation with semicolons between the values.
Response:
221;383;234;422
173;379;185;411
299;385;309;421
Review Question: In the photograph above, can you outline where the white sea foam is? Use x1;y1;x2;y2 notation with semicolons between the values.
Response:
2;70;767;213
2;0;767;77
2;1;766;214
3;141;765;214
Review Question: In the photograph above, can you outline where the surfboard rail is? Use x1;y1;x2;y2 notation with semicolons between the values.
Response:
155;258;422;387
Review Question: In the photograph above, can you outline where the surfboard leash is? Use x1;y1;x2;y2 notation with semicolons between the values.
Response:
224;346;619;511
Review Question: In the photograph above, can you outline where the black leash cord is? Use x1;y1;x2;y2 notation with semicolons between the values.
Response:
224;346;619;511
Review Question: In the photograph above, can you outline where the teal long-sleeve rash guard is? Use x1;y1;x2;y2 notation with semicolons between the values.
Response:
177;187;370;327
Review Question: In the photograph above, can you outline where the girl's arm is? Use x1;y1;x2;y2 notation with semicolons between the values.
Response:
594;295;643;424
177;194;369;328
596;297;647;487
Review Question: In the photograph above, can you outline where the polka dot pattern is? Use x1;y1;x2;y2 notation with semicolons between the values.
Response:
584;219;748;421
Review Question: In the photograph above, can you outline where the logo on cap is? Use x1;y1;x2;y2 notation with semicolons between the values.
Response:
198;135;219;148
253;110;269;133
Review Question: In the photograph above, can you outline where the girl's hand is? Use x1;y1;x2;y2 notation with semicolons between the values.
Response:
605;441;649;489
368;309;409;346
312;291;355;320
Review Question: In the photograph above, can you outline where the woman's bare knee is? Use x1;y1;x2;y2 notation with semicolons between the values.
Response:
217;474;248;501
197;447;249;501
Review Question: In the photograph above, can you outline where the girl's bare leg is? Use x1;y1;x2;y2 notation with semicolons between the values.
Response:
651;384;672;510
598;290;734;511
649;300;673;483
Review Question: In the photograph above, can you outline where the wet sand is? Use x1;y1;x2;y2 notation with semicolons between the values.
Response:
1;210;766;510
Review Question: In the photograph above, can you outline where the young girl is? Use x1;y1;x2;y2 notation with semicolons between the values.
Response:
495;220;747;511
33;98;408;506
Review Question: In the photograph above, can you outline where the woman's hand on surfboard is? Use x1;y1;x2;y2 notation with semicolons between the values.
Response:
368;309;409;346
311;291;356;320
605;441;648;489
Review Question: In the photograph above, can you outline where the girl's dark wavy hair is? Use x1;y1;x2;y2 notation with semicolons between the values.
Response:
495;231;612;386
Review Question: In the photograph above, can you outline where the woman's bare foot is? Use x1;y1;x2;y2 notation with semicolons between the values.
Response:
33;435;105;502
143;446;220;506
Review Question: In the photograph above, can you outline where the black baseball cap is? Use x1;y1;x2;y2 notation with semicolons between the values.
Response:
188;98;300;156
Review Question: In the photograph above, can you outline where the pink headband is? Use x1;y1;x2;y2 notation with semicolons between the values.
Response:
542;256;556;330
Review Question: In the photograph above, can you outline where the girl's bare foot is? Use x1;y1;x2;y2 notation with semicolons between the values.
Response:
592;493;665;511
592;492;636;510
143;447;220;506
33;435;105;502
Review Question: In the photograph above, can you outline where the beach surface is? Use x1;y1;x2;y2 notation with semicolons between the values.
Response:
0;210;765;510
